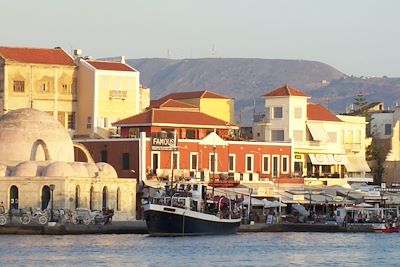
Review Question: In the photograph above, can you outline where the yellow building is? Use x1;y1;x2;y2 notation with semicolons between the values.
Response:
0;109;136;221
0;46;78;134
154;90;235;124
77;58;144;138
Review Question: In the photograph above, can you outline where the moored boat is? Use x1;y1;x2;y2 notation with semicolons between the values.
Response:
144;182;241;236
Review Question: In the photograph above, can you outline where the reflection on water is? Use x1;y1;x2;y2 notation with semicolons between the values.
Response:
0;233;399;266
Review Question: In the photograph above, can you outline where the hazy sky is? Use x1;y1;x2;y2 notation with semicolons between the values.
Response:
1;0;400;77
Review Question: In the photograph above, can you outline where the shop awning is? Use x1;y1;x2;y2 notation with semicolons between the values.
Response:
309;154;331;165
307;123;329;141
328;154;347;165
345;155;371;172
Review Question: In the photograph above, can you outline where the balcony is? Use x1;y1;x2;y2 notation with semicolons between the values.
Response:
109;90;127;100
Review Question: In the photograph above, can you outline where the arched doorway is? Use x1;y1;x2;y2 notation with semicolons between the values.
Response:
89;186;94;210
42;186;51;210
9;186;19;210
102;186;108;209
75;185;80;209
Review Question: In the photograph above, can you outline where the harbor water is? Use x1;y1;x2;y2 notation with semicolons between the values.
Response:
0;232;399;266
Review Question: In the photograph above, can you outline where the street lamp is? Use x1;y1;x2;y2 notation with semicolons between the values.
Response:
49;184;55;222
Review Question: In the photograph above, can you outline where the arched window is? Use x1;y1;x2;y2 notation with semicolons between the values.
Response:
75;185;80;209
102;186;108;209
89;186;94;210
9;186;19;210
117;187;121;211
41;186;51;210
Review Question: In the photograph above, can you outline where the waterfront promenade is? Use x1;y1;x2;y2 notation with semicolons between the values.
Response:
0;221;376;234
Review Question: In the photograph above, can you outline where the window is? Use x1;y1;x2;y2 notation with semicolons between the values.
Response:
13;81;25;92
122;153;130;170
294;107;302;119
172;152;179;170
262;155;270;173
101;150;108;163
272;155;279;177
186;129;196;139
282;156;289;174
385;124;392;135
273;107;283;119
190;153;198;171
75;185;80;209
41;186;50;210
271;130;285;141
62;83;71;94
68;112;75;130
102;186;108;209
246;154;253;172
90;186;94;210
129;128;139;138
293;130;303;142
209;153;218;172
86;116;92;129
228;154;236;172
151;152;160;175
40;83;49;93
103;117;109;128
117;187;121;211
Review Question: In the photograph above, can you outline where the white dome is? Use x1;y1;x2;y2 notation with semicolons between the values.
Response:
0;109;74;162
13;161;39;177
96;162;118;178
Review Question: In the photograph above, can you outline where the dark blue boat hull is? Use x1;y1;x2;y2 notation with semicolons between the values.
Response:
144;209;240;236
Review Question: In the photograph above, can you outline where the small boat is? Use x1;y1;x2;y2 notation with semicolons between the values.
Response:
335;206;400;233
144;182;242;236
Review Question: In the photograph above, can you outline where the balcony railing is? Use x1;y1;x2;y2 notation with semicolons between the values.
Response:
109;90;127;100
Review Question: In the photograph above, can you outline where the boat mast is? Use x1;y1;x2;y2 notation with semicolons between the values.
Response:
170;131;177;190
212;129;216;197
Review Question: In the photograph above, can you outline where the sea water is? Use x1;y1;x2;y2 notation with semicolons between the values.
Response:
0;232;398;266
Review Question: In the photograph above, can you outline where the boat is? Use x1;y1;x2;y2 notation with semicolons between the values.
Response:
335;206;400;233
143;182;242;236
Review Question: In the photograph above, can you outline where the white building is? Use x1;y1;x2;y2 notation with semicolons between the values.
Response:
253;85;371;186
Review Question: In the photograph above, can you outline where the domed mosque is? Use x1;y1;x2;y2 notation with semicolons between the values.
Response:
0;109;136;221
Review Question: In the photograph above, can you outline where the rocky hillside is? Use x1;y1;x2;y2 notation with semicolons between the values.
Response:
126;58;400;121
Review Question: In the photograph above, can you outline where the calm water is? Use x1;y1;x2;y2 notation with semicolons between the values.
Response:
0;232;399;266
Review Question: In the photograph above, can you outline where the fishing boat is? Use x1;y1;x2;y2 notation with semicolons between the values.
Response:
143;182;242;236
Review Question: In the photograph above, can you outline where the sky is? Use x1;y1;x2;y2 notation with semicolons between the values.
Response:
1;0;400;77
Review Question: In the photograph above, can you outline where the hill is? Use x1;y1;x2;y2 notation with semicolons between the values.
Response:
126;58;400;121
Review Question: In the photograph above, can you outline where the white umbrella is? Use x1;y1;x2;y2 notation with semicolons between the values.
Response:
265;200;287;208
354;202;373;208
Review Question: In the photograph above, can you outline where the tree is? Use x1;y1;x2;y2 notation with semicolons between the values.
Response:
353;91;367;113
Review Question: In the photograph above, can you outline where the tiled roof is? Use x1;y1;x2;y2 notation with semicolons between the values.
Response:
85;60;136;72
159;90;230;101
0;46;75;66
263;85;309;97
113;109;237;128
149;99;198;109
307;103;341;122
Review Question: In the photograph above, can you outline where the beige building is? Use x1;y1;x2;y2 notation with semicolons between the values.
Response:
153;90;235;124
253;85;371;186
0;109;136;221
0;46;78;135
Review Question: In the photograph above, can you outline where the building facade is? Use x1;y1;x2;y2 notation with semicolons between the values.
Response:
253;85;371;186
0;46;78;134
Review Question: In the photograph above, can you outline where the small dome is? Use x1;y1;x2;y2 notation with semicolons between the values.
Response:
43;162;75;177
13;161;39;176
0;109;74;162
96;162;118;178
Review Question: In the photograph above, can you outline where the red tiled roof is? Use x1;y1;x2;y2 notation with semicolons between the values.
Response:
85;60;136;72
307;103;341;122
159;90;230;101
113;109;237;128
263;85;309;97
0;46;75;66
149;99;198;109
